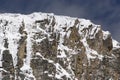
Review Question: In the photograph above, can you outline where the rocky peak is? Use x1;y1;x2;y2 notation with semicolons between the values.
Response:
0;12;120;80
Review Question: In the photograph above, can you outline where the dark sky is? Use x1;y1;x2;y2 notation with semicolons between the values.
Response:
0;0;120;41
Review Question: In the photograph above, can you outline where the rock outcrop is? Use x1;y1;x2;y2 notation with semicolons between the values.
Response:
0;12;119;80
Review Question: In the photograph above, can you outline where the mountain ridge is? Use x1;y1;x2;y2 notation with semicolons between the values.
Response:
0;12;120;80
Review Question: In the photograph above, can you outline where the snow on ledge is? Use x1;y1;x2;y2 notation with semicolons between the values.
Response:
112;39;120;49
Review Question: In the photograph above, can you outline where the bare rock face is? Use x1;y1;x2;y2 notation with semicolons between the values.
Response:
0;12;120;80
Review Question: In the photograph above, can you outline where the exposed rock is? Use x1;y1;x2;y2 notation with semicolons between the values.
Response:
2;50;14;80
0;12;120;80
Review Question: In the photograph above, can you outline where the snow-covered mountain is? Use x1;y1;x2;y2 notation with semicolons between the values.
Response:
0;12;120;80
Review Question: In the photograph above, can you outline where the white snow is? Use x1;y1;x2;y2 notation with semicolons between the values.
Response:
55;63;72;79
89;25;101;39
0;12;117;80
20;63;35;80
79;19;92;28
57;44;71;58
36;52;74;79
81;37;103;63
102;31;110;40
35;37;46;43
112;39;120;49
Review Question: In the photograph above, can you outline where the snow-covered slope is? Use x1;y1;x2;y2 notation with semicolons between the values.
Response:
0;12;120;80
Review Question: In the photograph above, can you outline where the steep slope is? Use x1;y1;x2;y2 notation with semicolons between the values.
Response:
0;12;120;80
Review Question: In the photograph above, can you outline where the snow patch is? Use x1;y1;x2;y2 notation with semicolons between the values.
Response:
103;31;110;40
112;39;120;49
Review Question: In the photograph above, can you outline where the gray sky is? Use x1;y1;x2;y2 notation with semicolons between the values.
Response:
0;0;120;41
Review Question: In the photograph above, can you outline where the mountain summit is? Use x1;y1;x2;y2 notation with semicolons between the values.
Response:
0;12;120;80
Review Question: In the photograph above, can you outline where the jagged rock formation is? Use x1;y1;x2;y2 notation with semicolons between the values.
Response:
0;12;120;80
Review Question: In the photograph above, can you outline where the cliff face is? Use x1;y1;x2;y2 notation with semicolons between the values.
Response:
0;12;120;80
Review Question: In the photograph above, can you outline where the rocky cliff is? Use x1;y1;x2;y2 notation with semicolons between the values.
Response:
0;12;120;80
